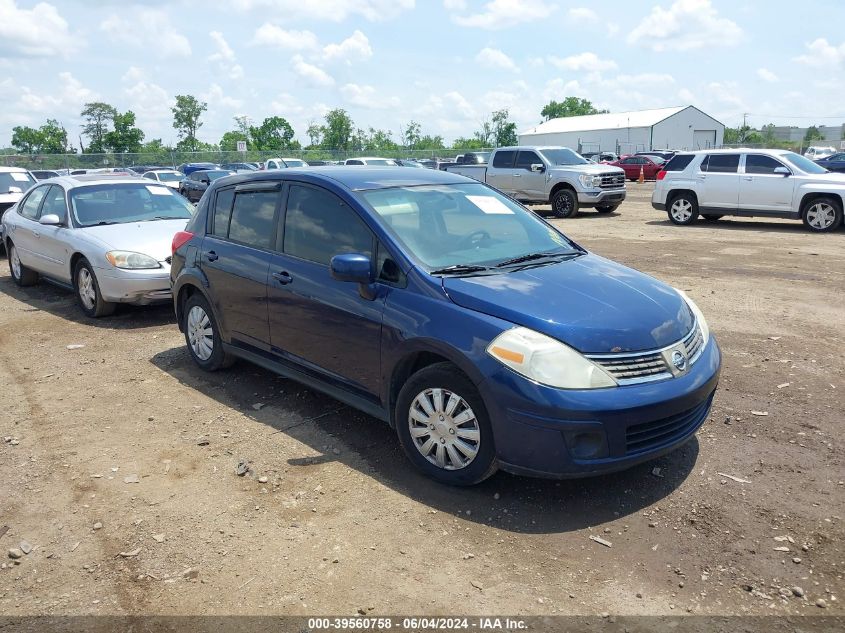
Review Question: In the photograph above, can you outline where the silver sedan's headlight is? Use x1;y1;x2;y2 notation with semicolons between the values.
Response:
487;327;617;389
676;290;710;346
105;251;161;270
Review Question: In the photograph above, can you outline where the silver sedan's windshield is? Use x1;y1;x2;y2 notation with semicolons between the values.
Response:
358;183;579;270
70;183;194;227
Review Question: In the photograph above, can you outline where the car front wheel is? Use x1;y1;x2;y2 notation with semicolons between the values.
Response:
551;189;578;219
596;204;619;214
667;193;699;225
395;363;497;486
74;259;116;317
802;197;843;232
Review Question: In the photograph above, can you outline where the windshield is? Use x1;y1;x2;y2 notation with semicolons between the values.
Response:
205;170;234;181
70;183;195;227
365;159;398;166
0;172;35;192
157;172;183;182
783;152;828;174
538;148;589;166
358;183;579;270
284;159;307;168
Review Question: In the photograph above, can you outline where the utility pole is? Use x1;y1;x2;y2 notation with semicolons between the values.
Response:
742;113;748;128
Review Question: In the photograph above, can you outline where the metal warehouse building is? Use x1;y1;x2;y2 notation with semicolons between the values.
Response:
518;106;725;155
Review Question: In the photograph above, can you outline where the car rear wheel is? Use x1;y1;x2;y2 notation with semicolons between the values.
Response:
802;197;842;232
183;294;233;371
8;242;38;287
551;188;578;219
395;363;497;486
667;193;699;225
702;214;723;222
74;259;116;318
596;204;619;214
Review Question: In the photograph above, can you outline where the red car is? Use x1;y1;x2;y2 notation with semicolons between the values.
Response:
611;155;665;180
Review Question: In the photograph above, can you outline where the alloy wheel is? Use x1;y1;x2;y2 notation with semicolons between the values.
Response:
9;245;21;280
805;202;836;230
408;388;480;471
77;267;97;310
187;305;214;361
671;198;693;222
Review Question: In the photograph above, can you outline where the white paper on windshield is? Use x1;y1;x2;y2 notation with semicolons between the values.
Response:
467;195;514;215
146;185;171;196
11;173;30;182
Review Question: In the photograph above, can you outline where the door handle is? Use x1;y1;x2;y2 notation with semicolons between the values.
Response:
32;231;40;238
743;176;753;181
513;173;522;177
206;251;218;262
272;271;292;285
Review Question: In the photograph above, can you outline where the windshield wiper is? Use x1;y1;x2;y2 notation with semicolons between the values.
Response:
92;221;119;226
494;251;578;268
148;216;188;221
429;264;492;276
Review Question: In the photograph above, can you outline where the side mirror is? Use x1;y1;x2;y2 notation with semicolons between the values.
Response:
530;163;545;173
7;186;22;194
773;166;790;176
330;253;373;284
39;214;62;226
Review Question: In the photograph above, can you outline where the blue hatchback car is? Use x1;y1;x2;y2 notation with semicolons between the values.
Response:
170;168;720;485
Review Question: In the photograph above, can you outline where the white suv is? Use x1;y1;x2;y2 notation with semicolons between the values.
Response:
652;149;845;232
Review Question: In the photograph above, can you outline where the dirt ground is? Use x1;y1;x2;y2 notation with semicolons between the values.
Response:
0;182;842;619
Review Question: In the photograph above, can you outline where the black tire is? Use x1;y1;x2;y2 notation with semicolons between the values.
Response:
801;196;843;233
395;362;497;486
667;192;699;225
7;241;38;287
702;214;723;222
596;204;619;214
550;188;578;219
74;258;116;318
183;293;233;371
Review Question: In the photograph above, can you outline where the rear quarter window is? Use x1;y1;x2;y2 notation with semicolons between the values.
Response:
663;155;695;171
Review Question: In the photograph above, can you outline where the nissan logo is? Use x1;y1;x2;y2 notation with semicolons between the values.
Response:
671;350;688;372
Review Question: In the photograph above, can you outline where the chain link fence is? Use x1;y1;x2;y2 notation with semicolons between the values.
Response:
0;149;493;171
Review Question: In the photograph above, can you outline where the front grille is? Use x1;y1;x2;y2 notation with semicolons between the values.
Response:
625;395;712;455
599;173;625;189
683;323;704;362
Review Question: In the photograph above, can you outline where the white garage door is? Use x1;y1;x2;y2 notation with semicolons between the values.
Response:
693;130;716;149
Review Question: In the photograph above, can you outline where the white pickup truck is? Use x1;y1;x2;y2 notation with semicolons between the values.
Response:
444;146;626;217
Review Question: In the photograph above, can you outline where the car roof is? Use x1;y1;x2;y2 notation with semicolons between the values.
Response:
35;174;159;188
347;156;396;161
675;148;793;156
216;166;469;192
0;166;31;173
148;169;181;173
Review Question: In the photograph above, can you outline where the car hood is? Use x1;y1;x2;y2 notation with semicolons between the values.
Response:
550;163;624;175
0;193;24;204
799;171;845;184
81;219;188;262
442;254;692;353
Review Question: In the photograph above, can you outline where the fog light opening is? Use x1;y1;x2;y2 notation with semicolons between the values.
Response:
564;430;608;460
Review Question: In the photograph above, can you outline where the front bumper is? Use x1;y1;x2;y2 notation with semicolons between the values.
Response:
477;338;721;478
95;267;172;305
577;188;626;207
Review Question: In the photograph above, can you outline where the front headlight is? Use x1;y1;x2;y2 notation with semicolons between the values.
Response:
105;251;161;270
676;289;710;346
487;327;617;389
578;174;601;188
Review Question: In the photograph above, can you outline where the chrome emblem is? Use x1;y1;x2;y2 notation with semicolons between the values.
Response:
671;350;687;372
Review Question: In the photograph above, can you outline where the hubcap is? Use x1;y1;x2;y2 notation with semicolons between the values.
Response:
671;198;692;222
77;267;97;309
187;305;214;361
10;246;21;279
806;203;835;229
408;388;480;471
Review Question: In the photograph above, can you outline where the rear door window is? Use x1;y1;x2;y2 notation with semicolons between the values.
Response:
492;150;516;168
227;189;279;250
515;151;541;170
704;154;740;173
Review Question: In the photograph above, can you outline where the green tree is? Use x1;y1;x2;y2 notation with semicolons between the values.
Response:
473;118;494;146
540;97;608;121
171;95;207;151
103;110;144;153
402;120;422;148
491;109;518;147
219;130;249;151
306;120;323;148
363;128;399;152
724;124;761;145
80;102;118;153
321;108;353;150
141;139;168;153
11;126;42;153
249;116;297;151
415;134;445;150
451;137;485;150
804;125;824;142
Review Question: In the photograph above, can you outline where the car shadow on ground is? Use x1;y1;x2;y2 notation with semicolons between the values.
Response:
0;272;175;329
150;345;699;535
646;218;845;235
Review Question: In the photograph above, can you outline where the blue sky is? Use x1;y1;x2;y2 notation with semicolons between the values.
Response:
0;0;843;149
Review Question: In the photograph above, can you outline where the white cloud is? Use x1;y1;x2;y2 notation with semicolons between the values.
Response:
208;31;244;80
0;0;80;57
627;0;742;52
548;52;617;73
101;10;191;59
252;24;320;50
794;38;845;67
121;66;146;84
291;55;335;87
18;72;97;114
233;0;414;22
322;31;373;64
340;83;400;108
444;91;476;119
124;80;172;130
567;7;598;23
443;0;466;9
202;83;244;110
452;0;555;29
757;68;778;82
475;47;518;72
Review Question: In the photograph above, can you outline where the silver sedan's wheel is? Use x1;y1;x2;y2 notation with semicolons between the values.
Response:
10;245;21;279
77;267;97;310
187;305;214;361
408;388;480;471
805;202;836;230
671;198;693;222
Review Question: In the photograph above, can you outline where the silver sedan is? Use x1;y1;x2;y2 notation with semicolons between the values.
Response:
2;175;196;317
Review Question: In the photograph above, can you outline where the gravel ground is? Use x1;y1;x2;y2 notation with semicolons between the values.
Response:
0;182;842;618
